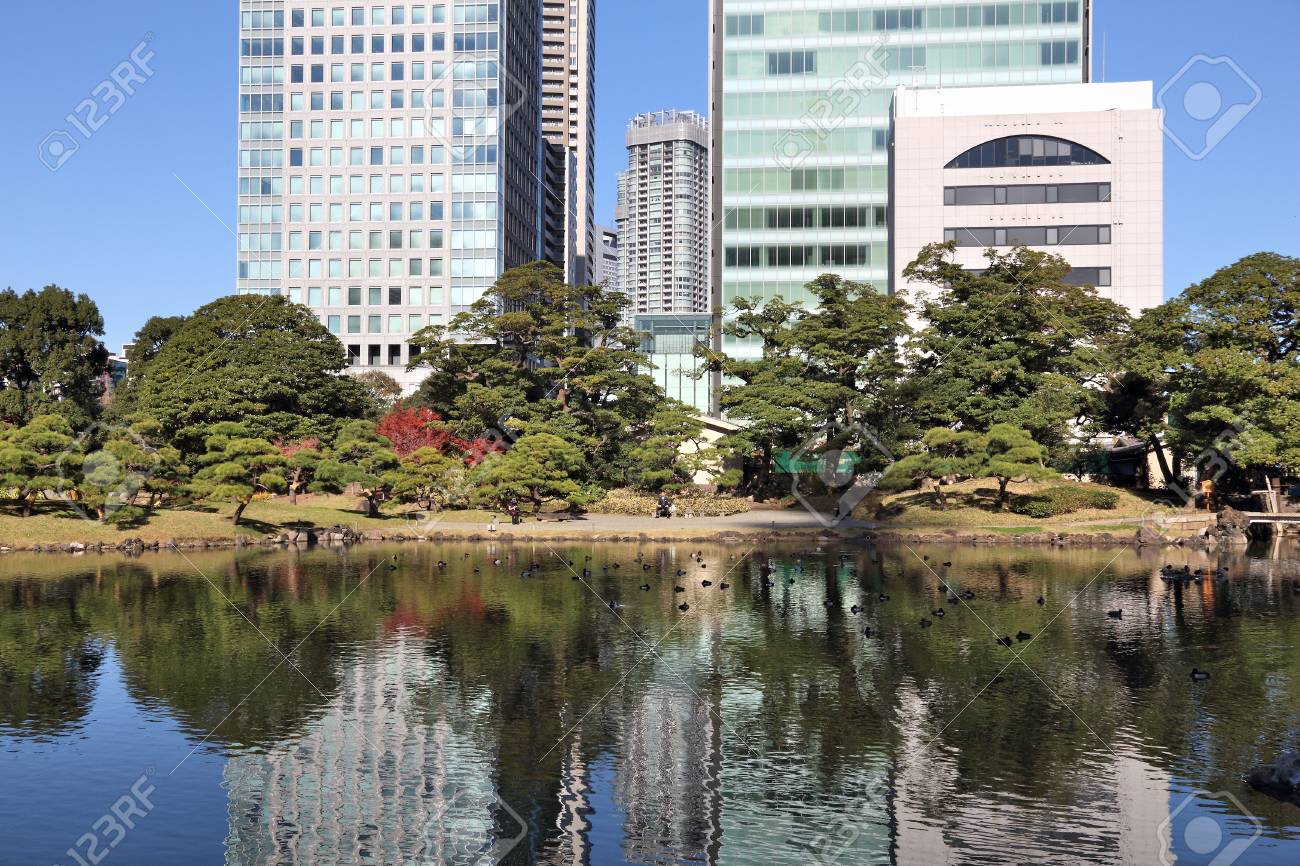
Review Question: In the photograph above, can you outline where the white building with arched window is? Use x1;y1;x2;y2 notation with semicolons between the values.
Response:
891;81;1164;316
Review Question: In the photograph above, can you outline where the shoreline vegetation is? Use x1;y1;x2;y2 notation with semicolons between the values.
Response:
0;481;1246;555
4;255;1296;559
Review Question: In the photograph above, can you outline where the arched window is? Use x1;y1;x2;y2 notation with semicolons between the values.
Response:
946;135;1109;169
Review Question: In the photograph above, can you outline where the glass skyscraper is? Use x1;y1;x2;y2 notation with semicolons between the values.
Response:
709;0;1091;362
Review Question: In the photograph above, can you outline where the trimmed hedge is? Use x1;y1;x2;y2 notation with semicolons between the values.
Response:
593;488;751;517
1010;485;1120;519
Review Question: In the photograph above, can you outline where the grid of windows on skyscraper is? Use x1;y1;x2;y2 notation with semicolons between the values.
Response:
715;0;1087;357
237;1;548;384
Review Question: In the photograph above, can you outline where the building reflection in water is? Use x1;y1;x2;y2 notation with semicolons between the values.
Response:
214;555;1254;866
223;633;502;866
892;683;1174;865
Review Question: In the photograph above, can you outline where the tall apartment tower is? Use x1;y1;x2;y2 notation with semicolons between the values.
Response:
540;0;596;285
710;0;1094;365
236;0;546;392
617;110;711;315
593;225;620;295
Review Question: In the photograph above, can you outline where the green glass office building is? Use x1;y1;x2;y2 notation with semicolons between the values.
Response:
709;0;1092;372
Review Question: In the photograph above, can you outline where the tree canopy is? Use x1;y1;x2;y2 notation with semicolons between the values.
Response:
905;243;1131;459
408;261;667;488
312;420;401;517
190;422;288;525
708;275;912;497
1129;252;1300;491
117;295;369;451
0;285;109;428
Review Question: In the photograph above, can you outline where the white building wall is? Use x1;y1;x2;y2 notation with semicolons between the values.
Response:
891;81;1163;317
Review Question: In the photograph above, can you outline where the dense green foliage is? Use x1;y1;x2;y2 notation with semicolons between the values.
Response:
408;260;703;491
1011;485;1120;519
903;244;1130;459
0;250;1294;524
470;431;593;513
707;274;912;498
0;415;80;516
0;286;109;428
883;424;1058;511
114;294;369;450
190;422;288;525
311;420;401;517
1156;254;1297;484
77;417;187;521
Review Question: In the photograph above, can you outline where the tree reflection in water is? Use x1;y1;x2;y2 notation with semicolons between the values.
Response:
0;541;1297;865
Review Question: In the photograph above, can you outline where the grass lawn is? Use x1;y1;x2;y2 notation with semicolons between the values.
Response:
868;477;1179;534
0;480;1185;547
0;494;501;547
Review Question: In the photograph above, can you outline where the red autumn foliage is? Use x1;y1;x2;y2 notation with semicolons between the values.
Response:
464;435;509;466
377;407;467;457
274;437;321;457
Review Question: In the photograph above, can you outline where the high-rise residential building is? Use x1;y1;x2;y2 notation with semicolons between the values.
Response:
592;224;620;292
617;110;711;315
542;142;579;280
540;0;596;285
710;0;1095;366
892;81;1163;316
236;0;548;392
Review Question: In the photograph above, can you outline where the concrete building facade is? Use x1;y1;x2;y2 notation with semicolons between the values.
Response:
892;81;1163;316
236;0;559;393
617;110;712;316
541;0;596;286
592;224;620;294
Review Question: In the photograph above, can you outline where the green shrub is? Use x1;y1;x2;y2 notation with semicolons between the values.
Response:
1010;485;1119;519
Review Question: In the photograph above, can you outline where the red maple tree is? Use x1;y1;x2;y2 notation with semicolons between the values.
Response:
377;407;467;457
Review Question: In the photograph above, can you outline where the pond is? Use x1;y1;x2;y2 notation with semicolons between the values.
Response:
1;540;1298;865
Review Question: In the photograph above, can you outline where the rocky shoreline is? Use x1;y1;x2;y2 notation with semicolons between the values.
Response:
0;518;1266;555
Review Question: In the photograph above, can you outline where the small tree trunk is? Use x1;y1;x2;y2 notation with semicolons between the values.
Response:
934;480;949;511
998;477;1010;511
21;495;33;518
755;445;773;502
1148;436;1176;486
232;499;248;525
288;477;299;506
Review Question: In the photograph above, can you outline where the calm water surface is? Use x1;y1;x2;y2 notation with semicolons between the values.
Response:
1;540;1298;865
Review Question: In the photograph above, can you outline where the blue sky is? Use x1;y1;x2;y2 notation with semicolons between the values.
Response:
1;0;1295;351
